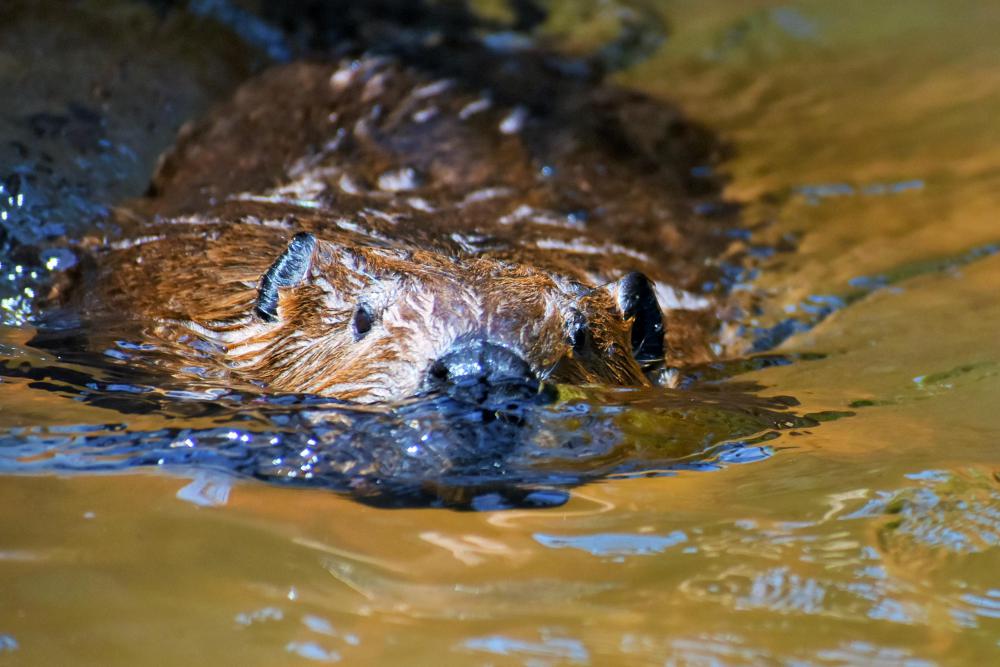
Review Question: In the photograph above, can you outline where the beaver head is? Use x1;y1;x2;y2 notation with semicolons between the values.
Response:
200;232;664;404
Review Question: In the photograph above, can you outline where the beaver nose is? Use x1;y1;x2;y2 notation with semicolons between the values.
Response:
425;339;539;404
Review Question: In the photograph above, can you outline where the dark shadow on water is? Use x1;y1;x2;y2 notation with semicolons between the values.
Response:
0;330;820;510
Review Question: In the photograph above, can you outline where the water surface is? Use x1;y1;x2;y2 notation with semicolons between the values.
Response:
1;1;999;664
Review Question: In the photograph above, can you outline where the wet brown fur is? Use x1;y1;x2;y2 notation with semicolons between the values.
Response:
68;57;738;402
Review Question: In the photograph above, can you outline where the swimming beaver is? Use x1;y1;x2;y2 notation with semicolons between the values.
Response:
60;57;735;404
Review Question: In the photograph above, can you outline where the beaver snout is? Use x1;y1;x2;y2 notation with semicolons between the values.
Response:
424;338;541;405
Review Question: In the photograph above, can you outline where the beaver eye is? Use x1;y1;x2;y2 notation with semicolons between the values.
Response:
567;312;590;354
352;304;375;339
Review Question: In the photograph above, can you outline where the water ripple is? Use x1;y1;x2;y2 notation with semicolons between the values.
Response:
0;339;814;508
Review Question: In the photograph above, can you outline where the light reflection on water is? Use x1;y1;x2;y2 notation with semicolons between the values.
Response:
463;634;589;664
533;530;689;557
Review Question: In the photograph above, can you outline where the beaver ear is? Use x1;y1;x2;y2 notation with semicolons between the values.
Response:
255;232;317;322
613;272;665;363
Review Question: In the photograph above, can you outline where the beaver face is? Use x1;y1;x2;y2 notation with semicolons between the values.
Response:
206;232;664;403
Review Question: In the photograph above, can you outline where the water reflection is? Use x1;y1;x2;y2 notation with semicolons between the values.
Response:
675;466;1000;637
1;1;999;665
534;530;688;557
0;635;17;654
0;329;814;508
462;634;588;664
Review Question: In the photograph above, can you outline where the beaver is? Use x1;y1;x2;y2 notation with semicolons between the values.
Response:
58;56;736;404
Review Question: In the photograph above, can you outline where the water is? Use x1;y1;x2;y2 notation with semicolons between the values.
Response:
2;1;999;664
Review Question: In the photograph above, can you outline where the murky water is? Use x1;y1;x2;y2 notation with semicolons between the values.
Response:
1;1;999;665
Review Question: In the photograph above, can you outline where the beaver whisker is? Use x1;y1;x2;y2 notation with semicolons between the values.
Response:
539;356;565;382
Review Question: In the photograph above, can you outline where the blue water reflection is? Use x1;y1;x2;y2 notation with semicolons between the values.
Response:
534;531;688;557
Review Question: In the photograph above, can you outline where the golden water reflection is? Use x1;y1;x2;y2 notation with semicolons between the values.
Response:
2;1;1000;664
